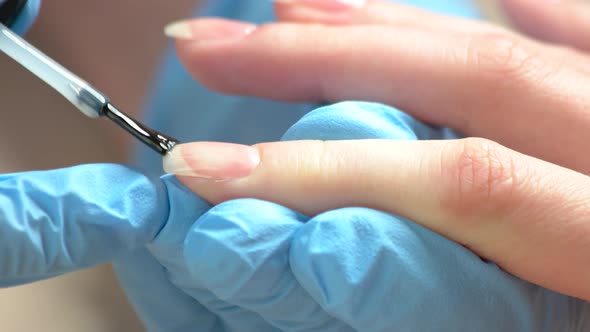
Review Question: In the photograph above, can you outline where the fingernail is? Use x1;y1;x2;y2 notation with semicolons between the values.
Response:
164;18;256;42
164;21;194;39
274;0;366;10
163;142;260;180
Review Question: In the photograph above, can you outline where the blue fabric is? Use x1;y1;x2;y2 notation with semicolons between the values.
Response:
8;0;40;35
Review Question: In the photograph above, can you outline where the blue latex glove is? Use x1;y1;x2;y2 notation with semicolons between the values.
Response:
127;102;588;331
7;0;40;35
0;165;208;288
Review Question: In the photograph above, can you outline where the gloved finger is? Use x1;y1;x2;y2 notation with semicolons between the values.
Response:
165;136;590;302
0;164;175;286
134;178;281;332
6;0;41;35
500;0;590;52
290;207;573;331
112;176;221;332
182;199;354;331
168;18;590;174
273;0;489;32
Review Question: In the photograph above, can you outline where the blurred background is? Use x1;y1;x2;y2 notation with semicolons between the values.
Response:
0;1;502;331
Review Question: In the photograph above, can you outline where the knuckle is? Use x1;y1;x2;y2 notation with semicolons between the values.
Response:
440;138;522;220
466;32;545;83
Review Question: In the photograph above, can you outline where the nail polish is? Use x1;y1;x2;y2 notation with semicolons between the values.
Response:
163;142;260;180
164;18;257;43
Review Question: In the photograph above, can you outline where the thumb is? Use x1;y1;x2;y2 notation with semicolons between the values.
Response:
164;138;590;301
0;164;200;286
499;0;590;51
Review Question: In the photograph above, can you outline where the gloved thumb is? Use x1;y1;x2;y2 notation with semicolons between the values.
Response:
0;163;202;287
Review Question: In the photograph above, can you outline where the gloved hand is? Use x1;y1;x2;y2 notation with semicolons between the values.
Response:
3;0;40;35
121;103;589;331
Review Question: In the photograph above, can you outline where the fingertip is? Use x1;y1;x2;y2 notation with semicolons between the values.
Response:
170;19;329;101
164;17;256;43
500;0;590;50
167;18;260;95
163;142;260;181
499;0;556;36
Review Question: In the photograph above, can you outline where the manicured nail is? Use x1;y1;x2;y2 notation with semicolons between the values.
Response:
163;142;260;180
274;0;366;10
164;18;256;42
164;21;194;39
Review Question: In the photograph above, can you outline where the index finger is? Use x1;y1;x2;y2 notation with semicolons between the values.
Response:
172;137;590;301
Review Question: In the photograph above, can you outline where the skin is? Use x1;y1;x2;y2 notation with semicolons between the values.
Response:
161;0;590;302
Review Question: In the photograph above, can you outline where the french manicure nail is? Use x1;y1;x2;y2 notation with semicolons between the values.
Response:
164;19;256;42
163;142;260;180
275;0;366;10
164;20;194;39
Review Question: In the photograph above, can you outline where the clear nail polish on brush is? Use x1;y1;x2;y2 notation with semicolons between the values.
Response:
0;9;179;155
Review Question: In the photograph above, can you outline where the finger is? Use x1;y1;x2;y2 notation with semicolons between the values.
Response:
169;18;590;173
290;208;566;331
274;0;490;32
113;176;220;332
182;199;354;331
0;164;197;286
140;178;282;332
165;137;590;301
275;0;590;74
500;0;590;52
275;0;456;26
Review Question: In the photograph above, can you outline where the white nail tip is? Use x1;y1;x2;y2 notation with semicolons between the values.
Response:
163;147;191;175
164;21;193;40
